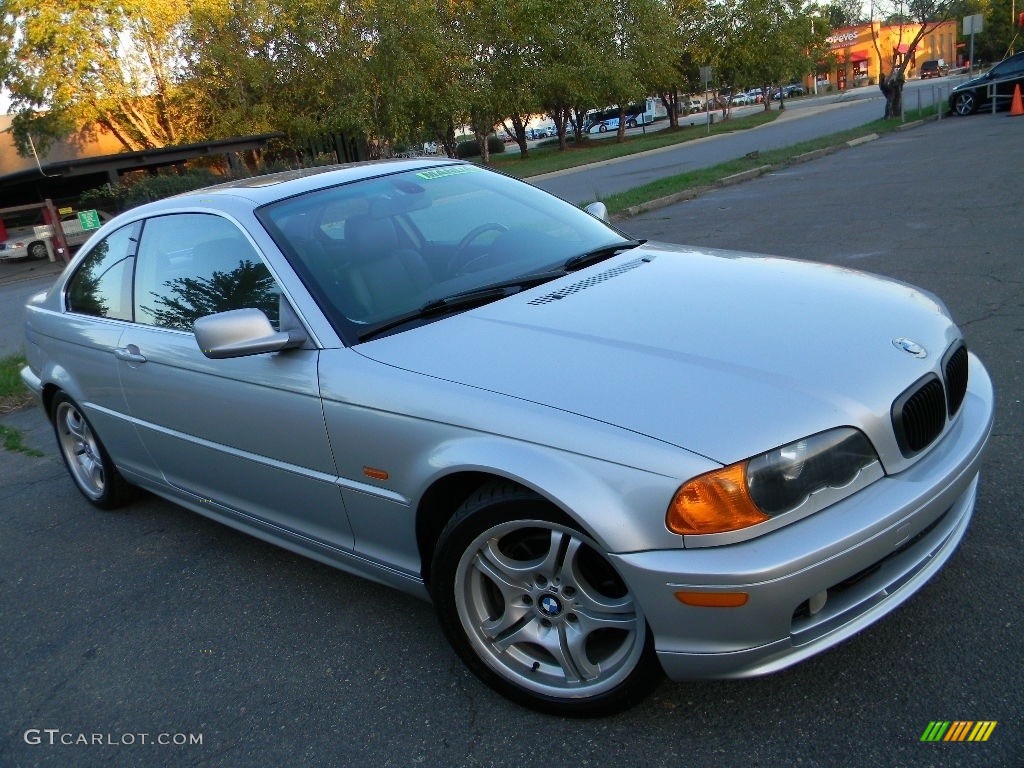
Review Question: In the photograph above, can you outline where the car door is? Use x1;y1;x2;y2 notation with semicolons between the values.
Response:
116;211;353;549
993;54;1024;108
52;221;154;479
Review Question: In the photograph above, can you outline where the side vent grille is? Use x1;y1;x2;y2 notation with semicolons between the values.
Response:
528;258;647;305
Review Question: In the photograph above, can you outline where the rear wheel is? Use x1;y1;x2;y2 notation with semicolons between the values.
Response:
953;91;977;116
51;392;136;509
431;482;662;716
28;240;48;260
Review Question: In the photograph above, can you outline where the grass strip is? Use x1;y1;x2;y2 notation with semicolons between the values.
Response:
598;108;940;216
0;423;43;457
0;353;33;414
482;109;780;179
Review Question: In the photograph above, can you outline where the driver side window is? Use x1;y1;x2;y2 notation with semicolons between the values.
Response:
134;213;280;332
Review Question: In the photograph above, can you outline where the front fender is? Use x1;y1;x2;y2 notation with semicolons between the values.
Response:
420;435;697;554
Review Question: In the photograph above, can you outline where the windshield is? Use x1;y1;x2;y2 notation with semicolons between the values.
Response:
258;164;629;341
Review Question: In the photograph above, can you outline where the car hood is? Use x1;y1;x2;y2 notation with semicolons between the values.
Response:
356;244;958;468
952;72;990;92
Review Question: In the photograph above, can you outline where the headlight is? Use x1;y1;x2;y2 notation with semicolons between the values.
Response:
666;428;881;536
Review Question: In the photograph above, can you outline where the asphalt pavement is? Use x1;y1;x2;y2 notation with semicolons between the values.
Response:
2;107;1021;767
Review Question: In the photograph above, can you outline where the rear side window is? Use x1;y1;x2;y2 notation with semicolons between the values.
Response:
65;222;140;321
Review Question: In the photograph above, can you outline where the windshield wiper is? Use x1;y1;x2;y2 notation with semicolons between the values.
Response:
563;239;645;272
357;270;565;342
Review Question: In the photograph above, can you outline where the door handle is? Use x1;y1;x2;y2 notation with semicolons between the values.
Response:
114;345;147;363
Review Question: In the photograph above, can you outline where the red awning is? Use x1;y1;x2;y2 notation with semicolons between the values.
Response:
850;52;869;62
896;44;911;54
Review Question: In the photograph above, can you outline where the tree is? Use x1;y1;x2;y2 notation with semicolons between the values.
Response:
604;0;680;141
871;0;951;118
535;0;611;148
719;0;824;112
141;261;279;332
1;0;191;154
829;0;867;26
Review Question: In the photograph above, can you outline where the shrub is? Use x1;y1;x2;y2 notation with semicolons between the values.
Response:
80;170;225;212
455;136;507;159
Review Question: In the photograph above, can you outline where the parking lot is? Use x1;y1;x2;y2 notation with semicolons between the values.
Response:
1;113;1021;767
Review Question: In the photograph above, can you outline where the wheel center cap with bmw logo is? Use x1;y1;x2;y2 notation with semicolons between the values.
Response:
538;595;562;617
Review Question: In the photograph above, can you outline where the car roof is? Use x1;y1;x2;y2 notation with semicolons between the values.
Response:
166;158;468;208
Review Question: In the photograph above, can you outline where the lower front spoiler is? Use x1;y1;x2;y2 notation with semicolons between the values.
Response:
643;476;977;681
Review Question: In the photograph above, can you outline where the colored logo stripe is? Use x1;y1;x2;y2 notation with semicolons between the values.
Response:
920;721;996;742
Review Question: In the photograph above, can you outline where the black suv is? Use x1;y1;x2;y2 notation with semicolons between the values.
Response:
919;60;947;79
949;51;1024;115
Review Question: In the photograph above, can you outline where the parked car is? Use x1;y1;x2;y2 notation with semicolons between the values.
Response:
0;232;48;260
0;210;53;260
919;60;948;79
772;84;807;100
57;211;113;250
685;99;704;113
950;51;1024;115
21;159;993;716
729;92;754;106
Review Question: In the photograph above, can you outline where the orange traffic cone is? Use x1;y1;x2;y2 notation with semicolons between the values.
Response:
1011;84;1024;116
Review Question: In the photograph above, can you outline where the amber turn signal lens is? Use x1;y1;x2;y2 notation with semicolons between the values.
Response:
666;463;770;535
674;591;749;607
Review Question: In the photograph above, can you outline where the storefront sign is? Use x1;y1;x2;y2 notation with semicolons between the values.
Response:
827;31;860;47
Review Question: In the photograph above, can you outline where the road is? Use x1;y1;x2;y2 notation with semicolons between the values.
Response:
1;109;1020;768
531;78;961;204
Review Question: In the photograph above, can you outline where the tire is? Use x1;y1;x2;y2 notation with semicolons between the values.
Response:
51;392;136;509
953;92;976;116
598;124;607;133
28;240;48;260
430;482;662;716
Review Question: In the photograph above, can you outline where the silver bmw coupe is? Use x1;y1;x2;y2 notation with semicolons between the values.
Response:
21;160;993;715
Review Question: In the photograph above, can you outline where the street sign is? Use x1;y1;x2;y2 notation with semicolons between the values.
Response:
963;14;983;34
77;210;102;230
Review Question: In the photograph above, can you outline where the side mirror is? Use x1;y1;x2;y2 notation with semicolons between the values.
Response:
584;201;610;222
194;308;306;359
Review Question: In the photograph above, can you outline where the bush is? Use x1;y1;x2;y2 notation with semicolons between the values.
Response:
455;135;507;159
80;170;226;212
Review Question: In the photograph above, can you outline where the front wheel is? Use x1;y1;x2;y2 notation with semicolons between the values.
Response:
431;483;662;716
953;92;976;116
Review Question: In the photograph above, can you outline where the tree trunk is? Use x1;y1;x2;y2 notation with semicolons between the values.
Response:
664;91;678;129
879;72;905;119
476;131;490;164
506;115;529;158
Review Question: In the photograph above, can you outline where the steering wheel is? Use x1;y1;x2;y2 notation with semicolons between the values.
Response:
448;223;509;274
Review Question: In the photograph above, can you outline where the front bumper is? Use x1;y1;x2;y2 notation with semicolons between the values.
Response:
611;357;993;680
19;364;44;404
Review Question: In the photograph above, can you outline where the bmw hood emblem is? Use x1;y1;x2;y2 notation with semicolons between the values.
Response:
892;337;927;358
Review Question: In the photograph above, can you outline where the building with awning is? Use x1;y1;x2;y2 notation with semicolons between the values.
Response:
0;115;284;209
818;21;957;92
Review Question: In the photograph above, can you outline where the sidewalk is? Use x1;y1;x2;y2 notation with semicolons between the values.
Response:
0;254;66;287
